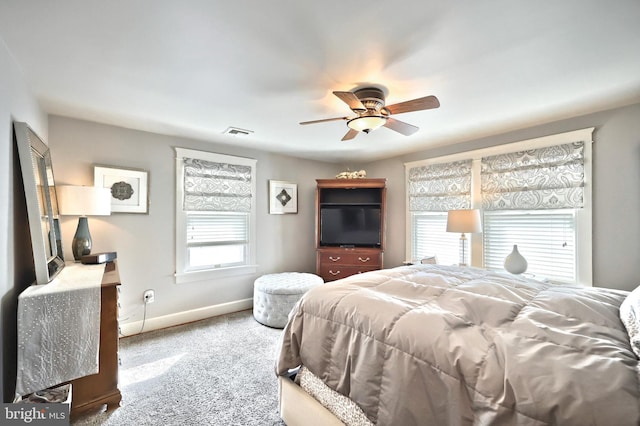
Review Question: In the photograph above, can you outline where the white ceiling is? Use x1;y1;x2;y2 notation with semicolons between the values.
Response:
1;1;639;163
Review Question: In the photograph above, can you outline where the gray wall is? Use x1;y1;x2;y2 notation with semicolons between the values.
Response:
0;41;48;401
3;34;639;402
48;116;340;328
364;102;640;291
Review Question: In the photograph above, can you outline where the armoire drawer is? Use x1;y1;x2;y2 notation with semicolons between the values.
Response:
318;250;382;266
317;265;380;282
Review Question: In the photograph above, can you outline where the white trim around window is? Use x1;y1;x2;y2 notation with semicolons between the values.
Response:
405;127;594;286
175;148;258;284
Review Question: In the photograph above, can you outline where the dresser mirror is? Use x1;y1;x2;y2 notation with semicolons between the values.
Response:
15;121;65;284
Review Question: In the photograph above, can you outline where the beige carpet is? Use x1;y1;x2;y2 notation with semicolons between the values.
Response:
73;309;286;425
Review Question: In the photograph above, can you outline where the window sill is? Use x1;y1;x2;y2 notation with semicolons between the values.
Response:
175;264;258;284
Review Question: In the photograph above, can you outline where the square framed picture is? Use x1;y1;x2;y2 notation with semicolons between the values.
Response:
269;180;297;214
94;165;149;213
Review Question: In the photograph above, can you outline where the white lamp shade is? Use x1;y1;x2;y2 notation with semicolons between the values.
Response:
446;209;482;233
58;185;111;216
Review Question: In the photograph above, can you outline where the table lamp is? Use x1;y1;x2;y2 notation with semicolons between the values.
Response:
58;185;111;261
446;209;482;266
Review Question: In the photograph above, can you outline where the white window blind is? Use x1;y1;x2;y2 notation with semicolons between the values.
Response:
186;212;248;270
186;212;248;244
412;213;460;266
483;211;576;283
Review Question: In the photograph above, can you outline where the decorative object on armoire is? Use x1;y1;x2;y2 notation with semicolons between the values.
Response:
504;244;528;274
269;180;298;214
94;165;149;213
335;169;367;179
58;185;111;261
446;209;482;267
14;121;66;284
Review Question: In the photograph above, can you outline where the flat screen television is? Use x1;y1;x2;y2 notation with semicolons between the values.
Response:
320;206;381;247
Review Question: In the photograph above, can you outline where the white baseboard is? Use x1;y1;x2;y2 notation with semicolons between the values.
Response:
119;298;253;336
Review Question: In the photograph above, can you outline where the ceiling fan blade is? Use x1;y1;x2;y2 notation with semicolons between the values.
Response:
385;95;440;115
299;117;349;125
341;128;359;141
333;91;367;112
384;117;419;136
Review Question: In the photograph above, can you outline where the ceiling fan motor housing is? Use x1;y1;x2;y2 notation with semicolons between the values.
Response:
354;88;387;114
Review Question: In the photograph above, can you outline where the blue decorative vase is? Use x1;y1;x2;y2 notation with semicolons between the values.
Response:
504;244;527;274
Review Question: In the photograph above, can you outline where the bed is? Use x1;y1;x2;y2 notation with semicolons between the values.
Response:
275;264;640;425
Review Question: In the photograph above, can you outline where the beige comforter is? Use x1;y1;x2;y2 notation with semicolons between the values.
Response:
276;265;640;425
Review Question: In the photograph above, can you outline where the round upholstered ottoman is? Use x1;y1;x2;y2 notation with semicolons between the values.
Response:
253;272;324;328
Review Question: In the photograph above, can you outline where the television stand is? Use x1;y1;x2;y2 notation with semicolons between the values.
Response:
315;178;386;282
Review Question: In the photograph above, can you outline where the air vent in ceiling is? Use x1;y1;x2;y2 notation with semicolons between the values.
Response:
223;127;253;136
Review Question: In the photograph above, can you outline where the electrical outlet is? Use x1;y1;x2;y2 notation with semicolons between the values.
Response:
143;289;155;304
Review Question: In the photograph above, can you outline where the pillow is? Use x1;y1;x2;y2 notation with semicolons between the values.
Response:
620;285;640;359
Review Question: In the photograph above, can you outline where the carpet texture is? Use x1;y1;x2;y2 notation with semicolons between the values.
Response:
73;310;286;425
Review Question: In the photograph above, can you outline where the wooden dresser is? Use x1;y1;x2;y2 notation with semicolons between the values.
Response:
16;260;121;417
69;260;121;418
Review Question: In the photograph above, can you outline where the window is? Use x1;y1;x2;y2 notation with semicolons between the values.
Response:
411;212;461;266
407;159;472;265
175;148;257;283
406;128;593;286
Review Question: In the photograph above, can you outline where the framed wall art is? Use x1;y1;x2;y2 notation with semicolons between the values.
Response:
269;180;297;214
94;165;149;213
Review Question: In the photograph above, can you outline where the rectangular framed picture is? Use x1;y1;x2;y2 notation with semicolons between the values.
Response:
94;165;149;213
269;180;297;214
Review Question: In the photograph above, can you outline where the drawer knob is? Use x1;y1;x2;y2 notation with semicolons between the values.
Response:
329;256;341;262
329;270;341;276
358;257;371;263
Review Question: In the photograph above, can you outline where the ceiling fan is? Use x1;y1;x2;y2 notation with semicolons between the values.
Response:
300;87;440;141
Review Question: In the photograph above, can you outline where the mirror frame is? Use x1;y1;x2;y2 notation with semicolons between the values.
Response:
15;121;65;284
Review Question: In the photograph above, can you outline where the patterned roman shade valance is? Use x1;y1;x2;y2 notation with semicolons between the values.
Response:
481;141;584;211
183;158;252;212
408;160;472;212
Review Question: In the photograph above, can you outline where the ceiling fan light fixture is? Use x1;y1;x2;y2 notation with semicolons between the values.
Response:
347;115;387;133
